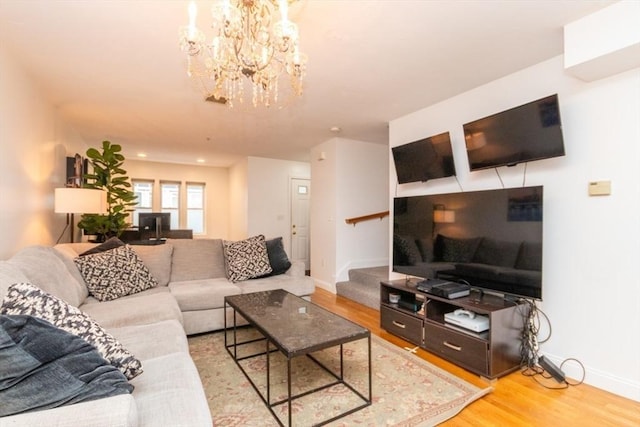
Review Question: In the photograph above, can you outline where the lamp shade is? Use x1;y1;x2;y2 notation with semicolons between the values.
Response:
433;210;455;223
465;132;487;151
54;188;107;214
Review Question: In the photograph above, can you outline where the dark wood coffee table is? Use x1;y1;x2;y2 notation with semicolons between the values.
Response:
224;289;371;427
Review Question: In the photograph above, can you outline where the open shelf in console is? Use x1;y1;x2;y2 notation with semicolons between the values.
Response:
380;279;526;378
380;280;426;316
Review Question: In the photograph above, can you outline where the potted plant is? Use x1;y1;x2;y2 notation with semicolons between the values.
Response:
77;141;137;242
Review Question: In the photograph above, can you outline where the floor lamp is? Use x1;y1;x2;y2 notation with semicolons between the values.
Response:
55;188;107;243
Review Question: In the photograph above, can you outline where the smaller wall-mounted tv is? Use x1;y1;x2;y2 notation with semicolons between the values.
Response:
463;94;565;171
392;132;456;184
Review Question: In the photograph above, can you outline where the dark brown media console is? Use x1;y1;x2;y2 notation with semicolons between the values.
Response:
380;279;526;378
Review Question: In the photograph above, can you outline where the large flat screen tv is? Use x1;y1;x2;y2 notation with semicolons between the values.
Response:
393;186;543;300
463;94;565;171
392;132;456;184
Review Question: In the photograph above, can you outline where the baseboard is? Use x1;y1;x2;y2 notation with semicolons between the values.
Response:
314;280;336;294
543;353;640;402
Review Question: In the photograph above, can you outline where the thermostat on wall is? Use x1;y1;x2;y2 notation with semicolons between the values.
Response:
588;180;611;196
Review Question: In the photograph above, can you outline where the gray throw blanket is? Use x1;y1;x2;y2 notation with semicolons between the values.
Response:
0;314;133;417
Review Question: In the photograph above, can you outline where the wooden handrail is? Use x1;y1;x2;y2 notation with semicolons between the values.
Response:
345;210;389;226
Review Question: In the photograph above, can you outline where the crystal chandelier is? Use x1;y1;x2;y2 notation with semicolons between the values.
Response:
179;0;307;107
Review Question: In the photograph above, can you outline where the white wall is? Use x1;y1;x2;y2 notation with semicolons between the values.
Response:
335;139;389;281
389;56;640;401
228;158;248;240
311;138;389;291
246;157;310;255
310;140;338;290
125;159;229;239
0;44;87;258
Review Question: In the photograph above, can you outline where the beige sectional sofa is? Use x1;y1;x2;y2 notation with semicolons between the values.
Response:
0;238;314;426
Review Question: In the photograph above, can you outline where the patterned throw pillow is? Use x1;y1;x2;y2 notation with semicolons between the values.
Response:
0;283;143;379
223;235;273;282
74;245;158;302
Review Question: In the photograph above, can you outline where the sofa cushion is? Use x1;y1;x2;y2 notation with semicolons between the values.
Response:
109;320;189;361
80;290;183;330
169;278;242;311
262;237;292;276
8;246;88;307
130;243;174;286
472;238;521;267
0;261;30;301
58;241;174;287
0;394;137;427
129;352;212;427
0;314;133;417
393;235;422;265
55;242;98;256
434;235;482;263
82;285;170;306
453;263;541;287
50;247;91;302
415;238;434;262
1;283;143;379
515;241;542;271
74;245;158;302
237;274;315;296
223;235;272;282
168;238;226;282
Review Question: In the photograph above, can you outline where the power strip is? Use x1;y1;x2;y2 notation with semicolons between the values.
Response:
539;356;566;383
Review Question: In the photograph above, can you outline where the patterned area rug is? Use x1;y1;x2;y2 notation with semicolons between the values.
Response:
189;330;492;426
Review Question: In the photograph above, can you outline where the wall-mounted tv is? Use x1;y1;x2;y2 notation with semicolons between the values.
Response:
393;186;543;300
463;94;565;171
392;132;456;184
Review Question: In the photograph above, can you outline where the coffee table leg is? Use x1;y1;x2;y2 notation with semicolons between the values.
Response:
266;338;270;406
288;357;292;427
368;334;372;402
340;343;344;380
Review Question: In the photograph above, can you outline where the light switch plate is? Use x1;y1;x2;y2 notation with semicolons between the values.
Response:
588;180;611;196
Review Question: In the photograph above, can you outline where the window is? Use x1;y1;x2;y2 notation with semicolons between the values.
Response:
161;181;180;229
132;180;153;226
186;183;205;234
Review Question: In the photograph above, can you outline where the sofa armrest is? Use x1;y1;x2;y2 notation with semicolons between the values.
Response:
0;394;137;427
285;260;306;277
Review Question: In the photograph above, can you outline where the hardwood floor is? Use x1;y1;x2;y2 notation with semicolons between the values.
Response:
311;287;640;426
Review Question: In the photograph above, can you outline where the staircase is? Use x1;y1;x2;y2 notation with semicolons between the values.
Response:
335;266;389;310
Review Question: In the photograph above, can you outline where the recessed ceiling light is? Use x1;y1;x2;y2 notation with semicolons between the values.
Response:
196;158;205;163
137;153;147;158
330;126;341;133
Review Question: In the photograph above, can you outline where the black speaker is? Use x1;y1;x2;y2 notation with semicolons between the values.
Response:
398;299;422;312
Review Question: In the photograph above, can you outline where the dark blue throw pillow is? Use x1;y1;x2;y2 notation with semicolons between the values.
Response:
79;236;126;256
0;314;133;417
264;237;292;276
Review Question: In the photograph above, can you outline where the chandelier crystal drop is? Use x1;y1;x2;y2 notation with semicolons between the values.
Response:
179;0;307;108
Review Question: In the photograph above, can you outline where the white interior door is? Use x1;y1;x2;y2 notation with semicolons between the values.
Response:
291;178;310;271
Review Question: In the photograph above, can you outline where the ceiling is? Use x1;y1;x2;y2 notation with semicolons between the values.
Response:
0;0;612;167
